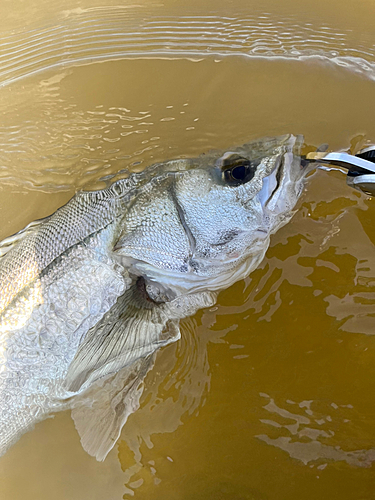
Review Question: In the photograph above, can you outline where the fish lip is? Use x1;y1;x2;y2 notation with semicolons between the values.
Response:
257;143;306;213
256;161;281;209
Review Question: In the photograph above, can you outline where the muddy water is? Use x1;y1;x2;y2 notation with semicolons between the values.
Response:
1;0;375;498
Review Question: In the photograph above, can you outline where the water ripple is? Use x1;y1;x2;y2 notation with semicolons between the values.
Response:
0;9;375;86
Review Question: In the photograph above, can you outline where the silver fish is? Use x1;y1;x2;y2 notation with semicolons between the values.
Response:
0;134;306;461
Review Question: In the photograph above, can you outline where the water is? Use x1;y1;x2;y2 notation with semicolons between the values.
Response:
1;0;375;498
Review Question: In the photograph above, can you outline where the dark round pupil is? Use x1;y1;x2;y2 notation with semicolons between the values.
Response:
220;156;255;185
231;165;246;180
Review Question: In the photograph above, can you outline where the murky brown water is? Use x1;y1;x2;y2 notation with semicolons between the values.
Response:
1;0;375;498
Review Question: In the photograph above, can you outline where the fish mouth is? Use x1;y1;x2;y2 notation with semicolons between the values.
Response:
257;144;305;214
257;154;284;209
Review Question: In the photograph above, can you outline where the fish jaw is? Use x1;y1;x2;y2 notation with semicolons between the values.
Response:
256;137;306;236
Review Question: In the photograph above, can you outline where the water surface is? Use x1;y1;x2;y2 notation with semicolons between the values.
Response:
1;0;375;499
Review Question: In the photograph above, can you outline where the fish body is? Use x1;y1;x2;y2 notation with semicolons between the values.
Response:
0;134;306;460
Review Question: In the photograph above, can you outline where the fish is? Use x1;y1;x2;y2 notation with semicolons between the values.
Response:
0;134;307;461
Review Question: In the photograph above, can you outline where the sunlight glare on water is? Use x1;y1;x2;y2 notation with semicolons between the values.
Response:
0;0;375;498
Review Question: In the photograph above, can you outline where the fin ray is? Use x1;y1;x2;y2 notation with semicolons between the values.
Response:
64;278;181;393
64;281;217;461
71;355;155;461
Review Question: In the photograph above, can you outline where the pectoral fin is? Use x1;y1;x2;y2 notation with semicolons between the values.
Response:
64;279;218;461
64;277;182;460
64;277;181;394
70;354;155;461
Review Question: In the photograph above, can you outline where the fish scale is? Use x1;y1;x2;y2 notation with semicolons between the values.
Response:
0;134;307;460
0;226;126;455
0;184;130;313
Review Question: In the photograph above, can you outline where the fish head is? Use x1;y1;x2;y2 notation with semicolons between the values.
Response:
115;134;306;292
172;134;306;288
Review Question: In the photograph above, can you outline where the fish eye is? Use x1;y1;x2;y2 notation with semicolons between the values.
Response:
230;164;247;180
220;156;255;186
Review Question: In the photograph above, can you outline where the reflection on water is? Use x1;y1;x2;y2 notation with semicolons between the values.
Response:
1;0;375;498
257;394;375;468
